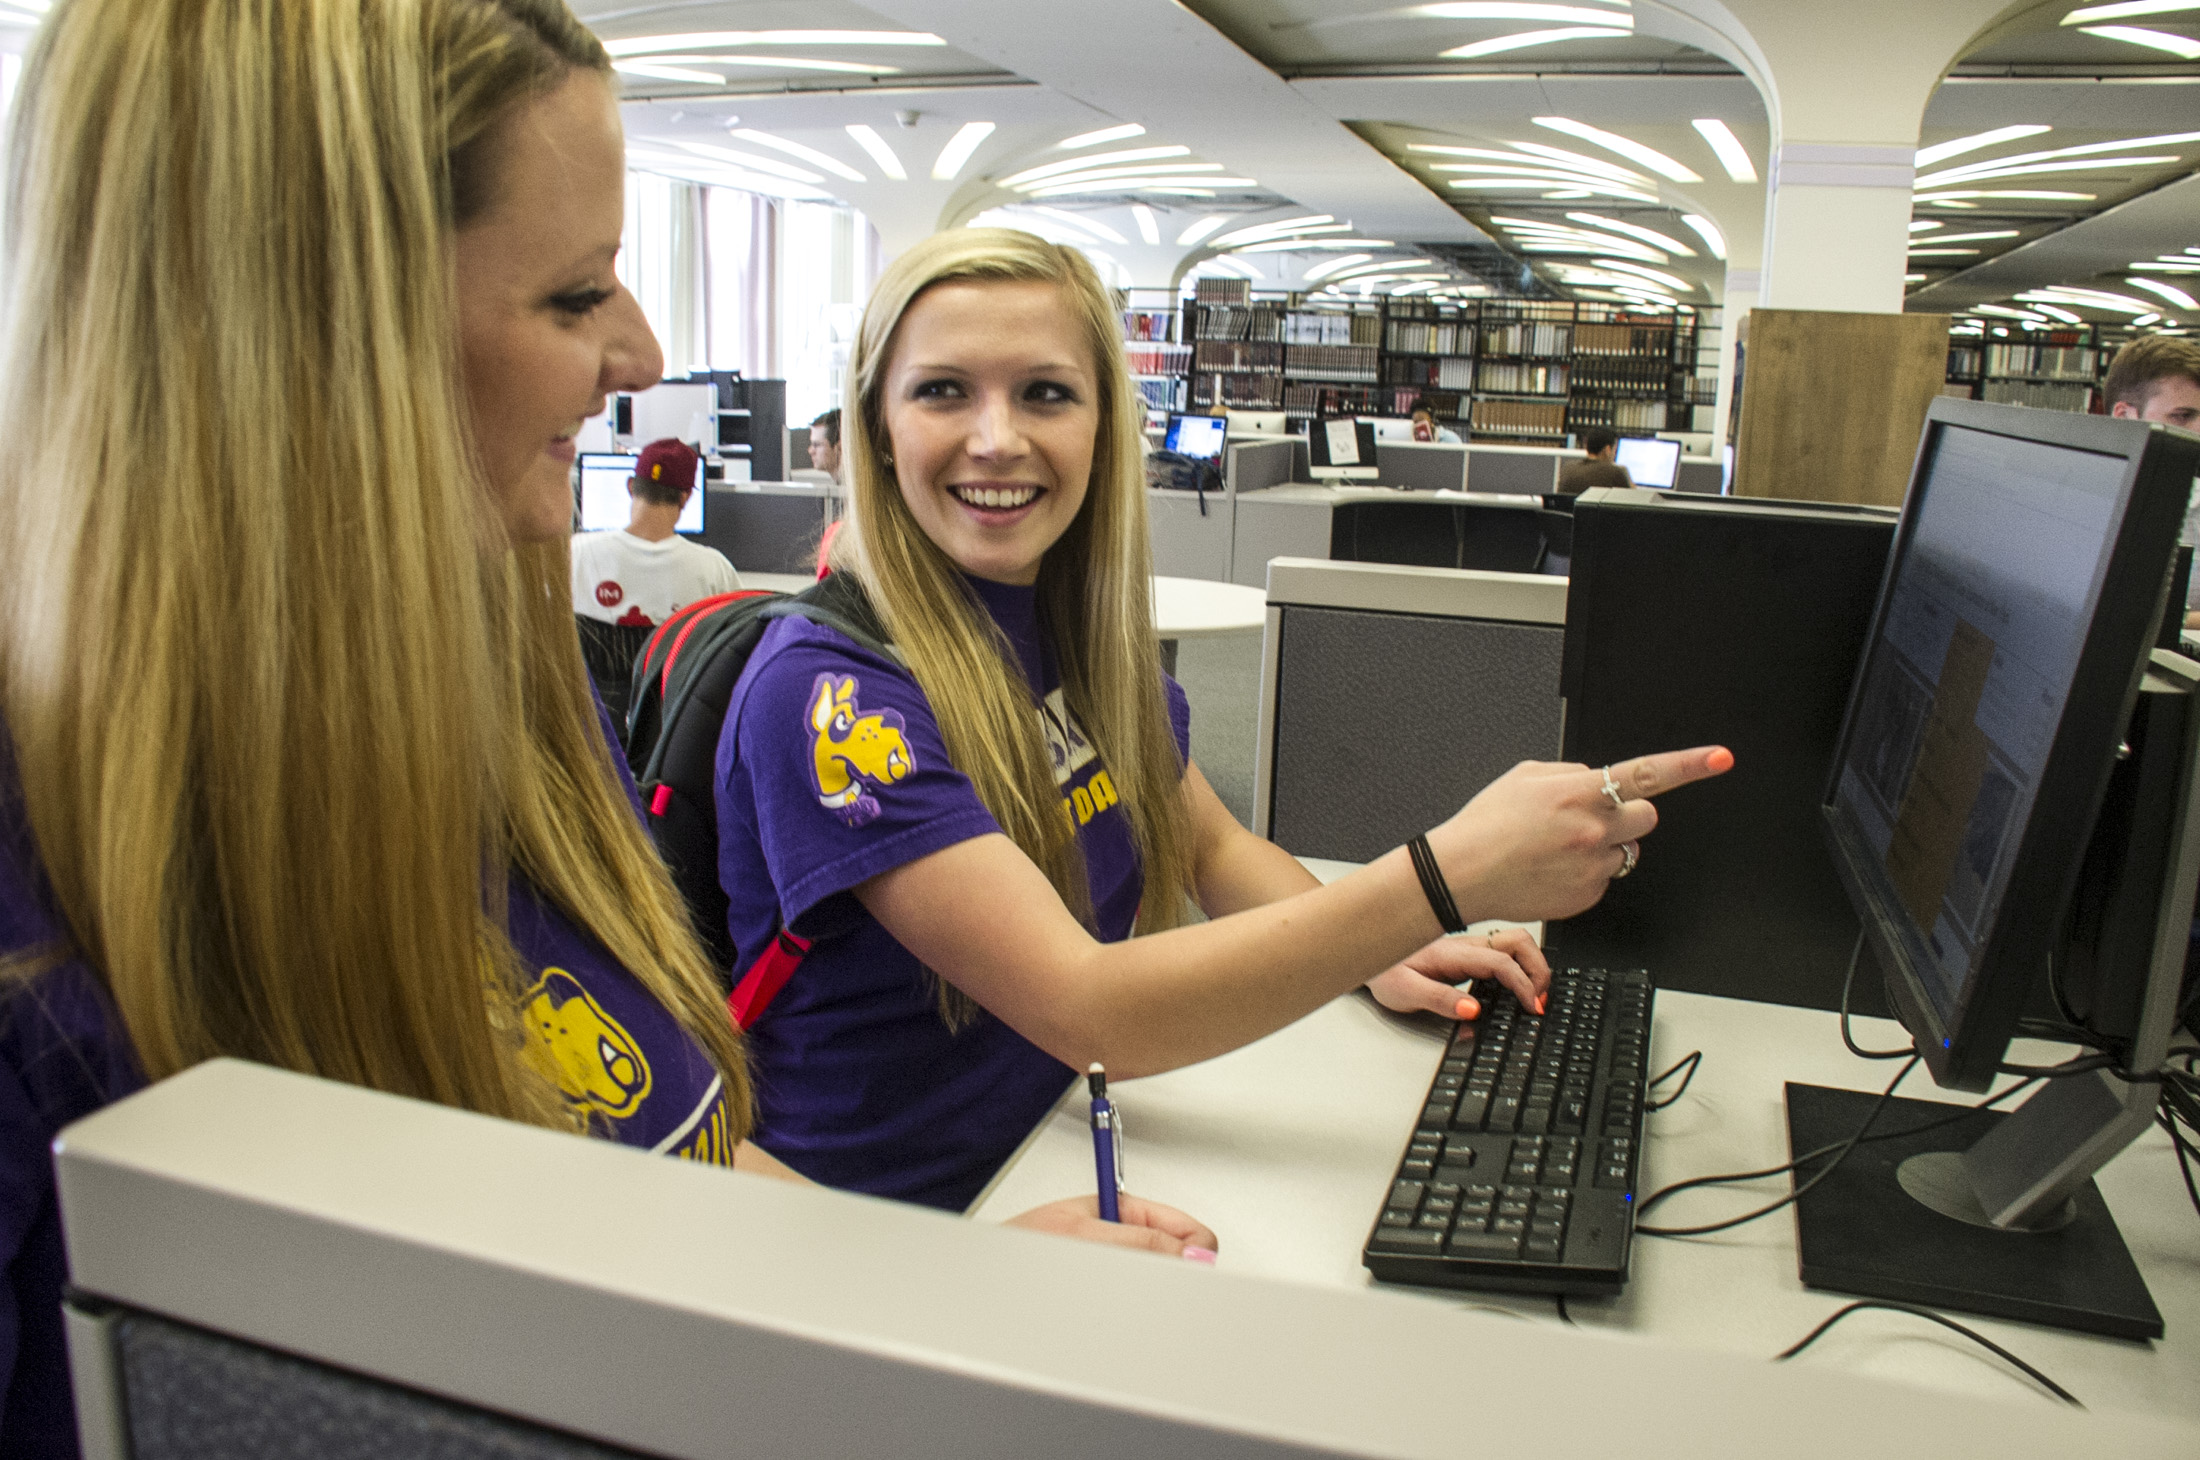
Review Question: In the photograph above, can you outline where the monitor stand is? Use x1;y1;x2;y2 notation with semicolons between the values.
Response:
1787;649;2200;1341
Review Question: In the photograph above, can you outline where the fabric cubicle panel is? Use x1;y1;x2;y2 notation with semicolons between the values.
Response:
1257;561;1565;864
76;1306;639;1460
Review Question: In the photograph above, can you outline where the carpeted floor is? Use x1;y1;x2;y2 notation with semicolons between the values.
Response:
1173;631;1264;830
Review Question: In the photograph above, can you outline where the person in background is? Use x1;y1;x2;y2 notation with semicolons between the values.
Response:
0;8;1209;1455
712;228;1731;1209
809;408;845;482
1557;426;1634;496
2102;337;2200;629
571;437;740;629
1410;406;1462;444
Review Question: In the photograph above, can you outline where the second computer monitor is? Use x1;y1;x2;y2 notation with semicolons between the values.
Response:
1309;417;1380;483
1613;436;1681;489
576;452;705;535
1164;412;1228;467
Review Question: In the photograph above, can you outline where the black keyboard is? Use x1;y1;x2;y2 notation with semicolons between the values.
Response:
1362;967;1653;1296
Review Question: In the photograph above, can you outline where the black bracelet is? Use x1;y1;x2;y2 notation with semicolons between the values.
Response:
1407;834;1467;935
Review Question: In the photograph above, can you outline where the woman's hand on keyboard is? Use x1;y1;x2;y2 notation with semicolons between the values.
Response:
1366;926;1550;1019
1429;746;1735;924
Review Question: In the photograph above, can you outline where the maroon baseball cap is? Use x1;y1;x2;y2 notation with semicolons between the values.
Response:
634;438;700;492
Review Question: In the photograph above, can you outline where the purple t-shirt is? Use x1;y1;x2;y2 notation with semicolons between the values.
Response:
715;576;1191;1211
0;715;738;1459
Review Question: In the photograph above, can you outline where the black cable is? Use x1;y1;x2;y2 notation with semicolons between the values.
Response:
1644;1050;1701;1111
1838;930;1912;1060
1636;1058;1919;1238
1776;1301;2083;1408
1554;1292;1574;1326
2162;1106;2200;1222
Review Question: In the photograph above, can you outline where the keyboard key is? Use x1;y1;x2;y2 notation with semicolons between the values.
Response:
1487;1096;1521;1132
1493;1216;1527;1237
1448;1230;1523;1259
1416;1212;1451;1231
1389;1180;1425;1209
1379;1209;1415;1228
1524;1238;1562;1263
1451;1093;1488;1129
1403;1158;1435;1178
1373;1228;1446;1253
1520;1104;1552;1135
1597;1161;1630;1188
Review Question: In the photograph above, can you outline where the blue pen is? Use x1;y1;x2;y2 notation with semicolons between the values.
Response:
1088;1062;1121;1222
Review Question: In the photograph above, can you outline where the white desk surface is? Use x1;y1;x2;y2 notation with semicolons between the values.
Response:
737;571;816;595
1237;483;1541;509
1152;575;1266;639
975;933;2198;1429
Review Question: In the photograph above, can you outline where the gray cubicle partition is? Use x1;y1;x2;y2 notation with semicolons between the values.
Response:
1465;444;1565;495
701;482;837;575
1374;441;1469;493
1146;437;1296;582
1253;558;1567;862
56;1058;2113;1460
1674;456;1724;495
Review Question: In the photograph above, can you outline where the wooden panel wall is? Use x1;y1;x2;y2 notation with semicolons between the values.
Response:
1732;309;1951;508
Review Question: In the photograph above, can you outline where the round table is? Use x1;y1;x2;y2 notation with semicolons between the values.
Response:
1150;575;1267;675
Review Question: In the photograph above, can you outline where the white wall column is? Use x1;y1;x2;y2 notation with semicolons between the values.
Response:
1760;145;1918;313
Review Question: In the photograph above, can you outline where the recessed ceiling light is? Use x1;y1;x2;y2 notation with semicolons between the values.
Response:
2030;304;2087;324
727;130;868;182
1691;120;1757;183
1917;131;2200;188
2127;276;2200;309
1917;230;2021;244
1029;206;1126;244
1059;124;1147;150
1679;214;1726;259
1907;248;1981;256
602;31;947;56
1534;117;1701;182
1210;216;1340;248
1442;26;1633;57
1305;253;1376;281
1917;154;2182;188
844;125;907;181
1129;204;1162;245
612;60;728;85
1176;215;1228;247
1031;178;1254;198
1916;191;2093;202
997;146;1192;190
2063;1;2200;21
1565;211;1696;255
2077;24;2200;57
930;122;995;181
671;141;823;184
1914;125;2052;168
1013;163;1225;192
1909;220;1944;232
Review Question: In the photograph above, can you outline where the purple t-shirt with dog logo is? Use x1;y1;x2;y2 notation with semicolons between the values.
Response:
715;576;1191;1210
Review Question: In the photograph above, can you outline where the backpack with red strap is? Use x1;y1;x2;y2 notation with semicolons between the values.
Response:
622;572;891;1029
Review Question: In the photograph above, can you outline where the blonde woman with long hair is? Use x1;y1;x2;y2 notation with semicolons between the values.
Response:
0;6;1207;1453
715;228;1731;1208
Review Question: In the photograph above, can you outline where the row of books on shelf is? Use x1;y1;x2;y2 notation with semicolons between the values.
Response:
1477;361;1569;395
1470;397;1568;438
1282;384;1421;417
1121;309;1178;344
1383;319;1470;356
1981;343;2098;382
1383;357;1476;390
1572;322;1676;358
1981;379;2096;413
1480;321;1574;359
1282;344;1379;382
1282;311;1381;346
1194;341;1283;372
1191;305;1283;343
1568;399;1671;431
1569;357;1677;393
1126;342;1193;375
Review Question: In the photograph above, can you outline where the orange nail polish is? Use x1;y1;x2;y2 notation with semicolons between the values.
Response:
1456;996;1479;1020
1707;747;1735;772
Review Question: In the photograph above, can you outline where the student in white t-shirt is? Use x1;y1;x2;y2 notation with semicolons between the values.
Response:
571;437;740;627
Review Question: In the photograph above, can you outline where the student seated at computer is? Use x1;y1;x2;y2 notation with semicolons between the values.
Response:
571;437;741;629
0;10;1210;1456
1557;427;1634;495
1410;406;1462;444
2101;337;2200;627
713;228;1732;1209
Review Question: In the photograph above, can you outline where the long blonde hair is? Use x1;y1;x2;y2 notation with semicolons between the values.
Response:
834;230;1197;1013
0;0;750;1135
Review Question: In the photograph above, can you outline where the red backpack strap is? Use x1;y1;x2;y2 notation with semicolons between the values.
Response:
726;925;812;1030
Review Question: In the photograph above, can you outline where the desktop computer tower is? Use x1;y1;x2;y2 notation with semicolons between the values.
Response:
1549;489;1899;1014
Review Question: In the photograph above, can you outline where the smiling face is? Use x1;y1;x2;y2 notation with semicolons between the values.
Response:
454;70;662;543
879;280;1100;587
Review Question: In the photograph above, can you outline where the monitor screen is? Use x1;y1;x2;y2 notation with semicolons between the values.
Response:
1164;413;1228;466
1309;417;1380;481
1613;436;1681;489
1821;404;2186;1089
577;452;704;535
1363;417;1415;442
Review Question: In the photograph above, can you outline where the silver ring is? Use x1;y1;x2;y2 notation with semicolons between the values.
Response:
1600;765;1625;811
1614;841;1639;879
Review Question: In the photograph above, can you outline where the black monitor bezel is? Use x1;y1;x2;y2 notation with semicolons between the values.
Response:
1819;396;2194;1091
1309;416;1380;474
1163;412;1229;467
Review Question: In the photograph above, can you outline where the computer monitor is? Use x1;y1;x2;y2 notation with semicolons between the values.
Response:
1224;409;1288;436
1163;412;1227;468
1309;417;1380;483
576;452;705;535
1807;396;2200;1336
1153;412;1227;497
1612;436;1680;489
1362;416;1416;442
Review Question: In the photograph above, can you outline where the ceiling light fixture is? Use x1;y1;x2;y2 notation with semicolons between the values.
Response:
1691;119;1757;182
1917;155;2182;189
1326;259;1435;282
1305;253;1376;281
931;121;995;181
1059;123;1147;150
1915;230;2021;244
2067;3;2200;25
1130;204;1161;245
1909;220;1944;232
2031;304;2087;324
602;31;947;56
1012;163;1226;192
1565;211;1696;255
1913;125;2053;168
1446;178;1658;201
2127;276;2200;309
727;130;867;183
844;125;907;181
2077;24;2200;56
1176;215;1228;247
1209;215;1338;249
612;61;727;85
1904;273;1929;283
1534;116;1701;181
1029;206;1125;244
1233;238;1391;253
1915;190;2095;202
997;146;1192;189
1029;179;1254;199
671;142;824;183
1907;248;1981;256
1442;26;1632;57
1589;259;1692;291
1679;214;1726;259
1916;131;2200;186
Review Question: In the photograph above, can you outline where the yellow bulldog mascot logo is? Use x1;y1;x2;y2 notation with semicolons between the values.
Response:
520;968;652;1120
